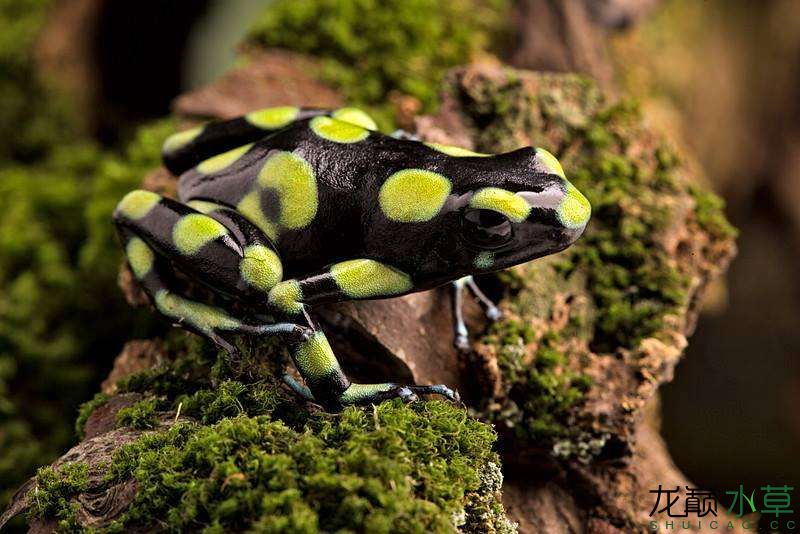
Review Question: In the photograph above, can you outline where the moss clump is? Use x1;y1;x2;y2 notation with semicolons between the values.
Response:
115;397;159;431
483;325;592;443
28;335;514;532
100;403;501;532
247;0;510;127
26;462;88;532
688;184;738;241
520;336;591;441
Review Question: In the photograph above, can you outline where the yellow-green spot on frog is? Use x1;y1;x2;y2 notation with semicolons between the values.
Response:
426;143;490;157
236;191;278;241
155;290;240;333
258;151;318;229
295;331;341;379
197;143;253;174
126;237;154;279
240;245;282;293
116;190;160;220
470;187;531;223
163;126;203;154
268;280;303;315
558;182;591;229
379;168;452;222
536;147;566;179
187;200;222;214
474;251;494;270
310;116;369;143
246;106;300;129
172;214;228;255
332;107;378;130
330;259;412;299
114;106;589;412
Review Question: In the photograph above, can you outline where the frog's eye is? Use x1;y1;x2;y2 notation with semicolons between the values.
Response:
462;208;513;249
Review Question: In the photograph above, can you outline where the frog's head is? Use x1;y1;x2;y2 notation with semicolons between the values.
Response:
448;146;590;275
370;144;589;287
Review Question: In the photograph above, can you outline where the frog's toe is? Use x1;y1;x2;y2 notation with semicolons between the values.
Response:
486;307;502;322
396;387;418;403
454;333;471;352
409;384;460;403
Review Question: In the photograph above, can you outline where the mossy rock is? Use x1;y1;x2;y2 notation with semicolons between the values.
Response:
8;336;515;533
416;65;736;460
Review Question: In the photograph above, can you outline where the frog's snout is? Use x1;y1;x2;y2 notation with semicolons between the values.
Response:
530;147;590;239
556;182;591;239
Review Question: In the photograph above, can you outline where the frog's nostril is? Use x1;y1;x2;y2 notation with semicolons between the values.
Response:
557;183;591;230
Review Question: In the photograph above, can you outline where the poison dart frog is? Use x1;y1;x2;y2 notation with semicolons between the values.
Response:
114;106;590;411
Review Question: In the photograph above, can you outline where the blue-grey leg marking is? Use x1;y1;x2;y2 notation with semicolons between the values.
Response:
466;276;503;321
453;277;470;351
452;275;503;351
390;129;420;141
283;374;315;402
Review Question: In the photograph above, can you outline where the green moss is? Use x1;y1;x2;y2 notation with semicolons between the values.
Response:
19;332;514;532
115;397;159;431
461;70;735;453
247;0;510;128
689;184;738;240
26;462;88;532
34;343;511;532
74;392;109;439
96;401;500;533
484;326;591;443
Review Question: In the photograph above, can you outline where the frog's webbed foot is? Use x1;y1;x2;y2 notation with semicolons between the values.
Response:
337;382;460;408
452;275;503;351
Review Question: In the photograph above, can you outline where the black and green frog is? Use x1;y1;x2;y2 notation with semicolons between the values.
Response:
113;106;590;411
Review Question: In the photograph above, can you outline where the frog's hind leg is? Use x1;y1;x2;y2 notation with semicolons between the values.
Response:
162;106;381;175
452;275;502;351
113;190;288;355
161;107;331;175
283;327;460;410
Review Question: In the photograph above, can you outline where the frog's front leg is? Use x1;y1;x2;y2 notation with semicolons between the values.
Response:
452;276;503;351
268;259;460;409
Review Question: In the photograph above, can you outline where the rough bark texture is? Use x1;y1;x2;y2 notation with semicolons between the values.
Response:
3;53;738;533
172;48;344;121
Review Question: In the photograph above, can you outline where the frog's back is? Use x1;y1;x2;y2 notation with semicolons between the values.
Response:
175;119;391;275
174;116;525;276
